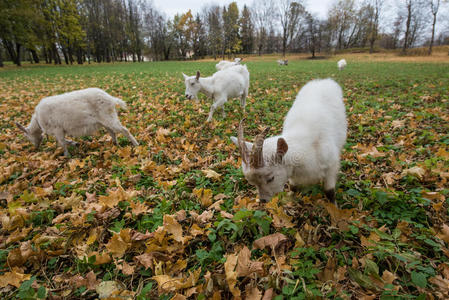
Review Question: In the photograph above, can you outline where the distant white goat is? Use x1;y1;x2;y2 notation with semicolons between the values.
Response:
277;59;288;66
231;79;347;203
183;65;250;122
16;88;139;156
338;59;347;71
215;58;242;71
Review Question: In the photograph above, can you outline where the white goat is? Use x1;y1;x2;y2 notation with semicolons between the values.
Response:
338;59;347;71
277;59;288;66
183;65;250;122
16;88;139;156
215;58;242;71
231;79;347;203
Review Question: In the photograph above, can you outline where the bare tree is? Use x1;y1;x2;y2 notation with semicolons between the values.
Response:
277;0;305;57
328;0;356;50
251;0;276;55
366;0;383;53
402;0;413;54
428;0;440;54
305;13;320;58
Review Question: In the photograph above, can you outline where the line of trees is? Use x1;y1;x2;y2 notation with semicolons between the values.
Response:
1;0;448;67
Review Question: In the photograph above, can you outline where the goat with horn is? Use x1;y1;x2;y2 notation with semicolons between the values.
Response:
231;79;347;203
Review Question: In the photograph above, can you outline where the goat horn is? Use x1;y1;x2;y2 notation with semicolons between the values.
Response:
238;119;249;165
250;126;270;169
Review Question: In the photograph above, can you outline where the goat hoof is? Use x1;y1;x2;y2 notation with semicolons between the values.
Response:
324;189;335;203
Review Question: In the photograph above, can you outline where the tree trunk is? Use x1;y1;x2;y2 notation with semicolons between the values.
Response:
30;49;39;63
61;47;69;64
15;43;22;66
0;46;3;67
428;12;437;55
44;47;50;64
76;47;83;64
68;47;74;64
282;29;287;57
53;44;61;64
402;1;412;54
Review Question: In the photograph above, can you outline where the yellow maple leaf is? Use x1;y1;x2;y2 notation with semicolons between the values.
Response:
106;229;131;258
193;188;213;207
224;254;240;298
163;215;184;243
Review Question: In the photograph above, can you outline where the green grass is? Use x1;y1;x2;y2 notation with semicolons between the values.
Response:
0;58;448;299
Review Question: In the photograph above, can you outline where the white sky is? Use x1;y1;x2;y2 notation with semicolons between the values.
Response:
152;0;448;36
152;0;333;19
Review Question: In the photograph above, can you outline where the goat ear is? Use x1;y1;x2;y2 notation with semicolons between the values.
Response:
196;71;200;81
276;138;288;163
230;136;238;146
182;73;188;80
16;122;28;133
230;136;253;151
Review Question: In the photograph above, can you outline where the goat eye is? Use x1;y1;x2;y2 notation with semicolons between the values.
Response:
191;82;195;86
267;176;275;183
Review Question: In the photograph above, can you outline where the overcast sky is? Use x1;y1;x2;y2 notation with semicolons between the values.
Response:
152;0;334;19
152;0;448;35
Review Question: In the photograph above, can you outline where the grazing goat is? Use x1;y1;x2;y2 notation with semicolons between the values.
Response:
231;79;347;203
277;59;288;66
16;88;139;156
215;58;242;71
338;59;347;71
183;65;250;122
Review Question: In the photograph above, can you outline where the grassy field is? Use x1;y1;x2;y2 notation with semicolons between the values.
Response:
0;57;448;299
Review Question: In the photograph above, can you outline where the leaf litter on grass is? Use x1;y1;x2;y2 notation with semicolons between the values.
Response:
0;60;448;299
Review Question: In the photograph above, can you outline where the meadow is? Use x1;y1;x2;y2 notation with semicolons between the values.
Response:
0;56;448;299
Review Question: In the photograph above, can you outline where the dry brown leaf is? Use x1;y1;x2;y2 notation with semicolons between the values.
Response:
193;188;213;207
0;267;31;288
401;166;426;179
381;270;396;285
236;246;264;277
438;224;449;244
202;169;221;180
253;233;288;253
106;228;132;258
136;253;154;269
261;288;274;300
163;214;185;243
224;253;241;299
245;284;262;300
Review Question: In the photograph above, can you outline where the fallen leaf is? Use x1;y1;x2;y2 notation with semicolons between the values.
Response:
224;254;240;298
253;233;288;253
193;188;213;207
96;281;122;299
163;214;185;243
106;229;132;258
401;166;426;179
0;267;31;288
236;246;264;277
202;169;221;180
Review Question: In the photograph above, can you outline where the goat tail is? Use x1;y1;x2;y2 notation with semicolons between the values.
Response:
110;96;127;110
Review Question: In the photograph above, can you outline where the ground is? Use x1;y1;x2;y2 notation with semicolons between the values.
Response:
0;53;448;299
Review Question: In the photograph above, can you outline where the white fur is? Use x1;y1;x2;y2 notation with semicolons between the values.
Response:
17;88;138;156
277;59;288;66
183;65;250;122
231;79;347;201
215;58;242;71
338;59;347;71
